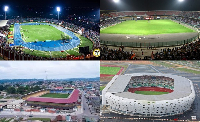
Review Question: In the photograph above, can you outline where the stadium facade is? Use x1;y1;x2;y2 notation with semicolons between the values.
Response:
102;73;195;117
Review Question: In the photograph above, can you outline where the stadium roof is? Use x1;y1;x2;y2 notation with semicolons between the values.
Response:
27;89;79;104
0;20;8;27
105;73;193;101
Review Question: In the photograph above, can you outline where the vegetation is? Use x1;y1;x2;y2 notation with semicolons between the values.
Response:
100;66;121;75
100;86;106;91
101;20;194;35
27;118;51;122
40;93;70;98
20;25;71;42
134;91;169;95
0;85;41;95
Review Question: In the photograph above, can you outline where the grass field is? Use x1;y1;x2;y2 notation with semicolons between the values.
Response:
101;20;194;35
20;25;71;42
28;118;51;122
100;66;121;75
134;91;169;95
21;34;93;58
40;93;69;98
100;86;106;91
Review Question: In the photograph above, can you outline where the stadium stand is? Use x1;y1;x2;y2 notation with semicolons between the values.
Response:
0;17;100;60
100;10;200;60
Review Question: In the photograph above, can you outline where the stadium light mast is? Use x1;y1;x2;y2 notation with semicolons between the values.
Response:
57;7;60;21
4;6;8;20
113;0;120;3
179;0;184;2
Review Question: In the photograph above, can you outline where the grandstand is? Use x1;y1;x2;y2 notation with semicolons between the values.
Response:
0;16;99;60
100;10;200;60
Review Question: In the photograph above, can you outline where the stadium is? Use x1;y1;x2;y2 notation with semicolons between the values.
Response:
102;73;195;117
24;88;80;110
100;0;200;60
0;1;100;60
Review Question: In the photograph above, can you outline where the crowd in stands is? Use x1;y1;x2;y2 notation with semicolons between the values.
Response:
125;75;174;90
0;17;100;60
100;45;138;60
100;11;200;60
154;38;200;60
100;18;121;29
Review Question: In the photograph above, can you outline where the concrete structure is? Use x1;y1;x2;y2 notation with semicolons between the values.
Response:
102;73;195;117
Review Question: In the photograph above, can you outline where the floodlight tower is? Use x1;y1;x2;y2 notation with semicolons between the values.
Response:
57;7;60;21
4;6;8;20
178;0;184;23
113;0;120;3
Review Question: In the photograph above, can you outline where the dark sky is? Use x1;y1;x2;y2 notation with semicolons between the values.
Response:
101;0;200;11
0;0;100;19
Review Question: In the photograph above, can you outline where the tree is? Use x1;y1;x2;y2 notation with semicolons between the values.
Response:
6;87;16;94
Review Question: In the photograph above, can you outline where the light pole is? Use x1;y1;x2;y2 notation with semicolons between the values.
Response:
57;7;60;21
178;0;184;24
4;6;8;20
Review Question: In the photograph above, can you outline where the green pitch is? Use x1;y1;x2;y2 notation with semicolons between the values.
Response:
101;20;194;35
134;91;169;95
40;93;70;98
20;25;71;42
100;66;121;75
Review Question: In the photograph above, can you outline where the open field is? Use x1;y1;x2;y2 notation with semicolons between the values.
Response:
20;25;71;42
101;20;194;35
40;93;69;98
100;66;121;75
134;91;169;95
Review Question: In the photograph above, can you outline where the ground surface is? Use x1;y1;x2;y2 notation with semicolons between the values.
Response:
40;93;69;98
20;25;70;42
101;20;194;35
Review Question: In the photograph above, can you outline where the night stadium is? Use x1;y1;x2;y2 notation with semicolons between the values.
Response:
100;0;200;60
0;0;100;60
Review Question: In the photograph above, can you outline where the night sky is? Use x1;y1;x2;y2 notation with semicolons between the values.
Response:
101;0;200;11
0;0;99;19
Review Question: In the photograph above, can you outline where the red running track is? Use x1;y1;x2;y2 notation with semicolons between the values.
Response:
128;87;173;93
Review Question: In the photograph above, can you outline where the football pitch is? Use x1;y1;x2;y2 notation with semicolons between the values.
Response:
20;25;71;42
100;66;121;75
40;93;70;98
134;91;169;95
100;20;194;35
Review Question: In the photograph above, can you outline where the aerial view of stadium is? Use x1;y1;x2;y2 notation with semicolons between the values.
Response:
0;0;100;60
100;61;200;121
100;0;200;60
0;61;100;121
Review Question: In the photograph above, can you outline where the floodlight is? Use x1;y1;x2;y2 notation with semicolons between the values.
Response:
56;7;60;20
4;6;8;11
57;7;60;12
179;0;184;2
113;0;119;3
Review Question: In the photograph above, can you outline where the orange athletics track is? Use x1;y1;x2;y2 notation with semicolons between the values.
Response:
128;87;174;93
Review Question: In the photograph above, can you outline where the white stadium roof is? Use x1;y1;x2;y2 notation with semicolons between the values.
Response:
106;73;192;101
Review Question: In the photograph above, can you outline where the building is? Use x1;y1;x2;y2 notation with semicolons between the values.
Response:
102;73;195;117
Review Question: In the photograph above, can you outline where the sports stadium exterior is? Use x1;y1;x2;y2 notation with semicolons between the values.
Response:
25;89;80;110
102;73;195;117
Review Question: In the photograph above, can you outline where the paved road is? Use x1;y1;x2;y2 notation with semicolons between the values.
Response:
102;64;200;122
